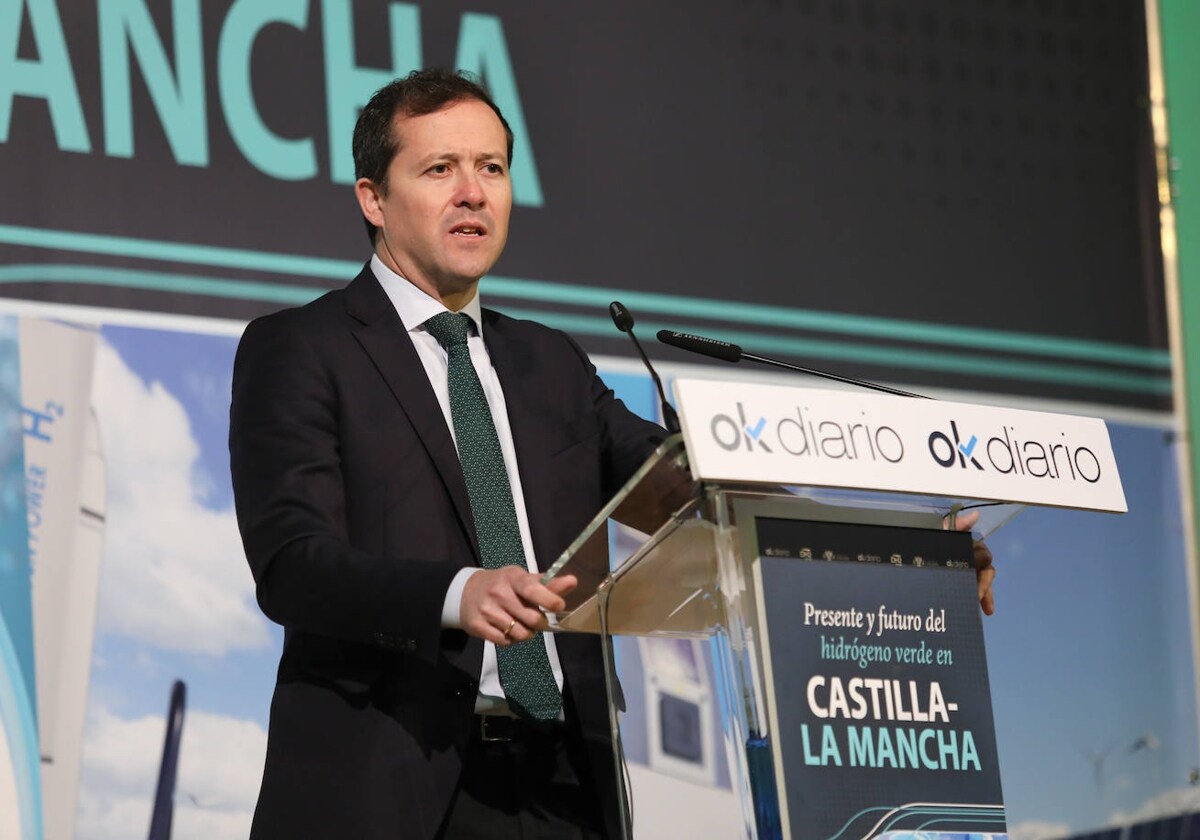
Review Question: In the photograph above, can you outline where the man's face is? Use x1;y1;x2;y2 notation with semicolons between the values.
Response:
357;98;512;304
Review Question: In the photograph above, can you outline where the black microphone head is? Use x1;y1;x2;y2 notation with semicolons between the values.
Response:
609;301;634;333
656;329;743;363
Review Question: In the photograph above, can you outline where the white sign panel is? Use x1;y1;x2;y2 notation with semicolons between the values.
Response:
20;317;99;840
674;378;1127;513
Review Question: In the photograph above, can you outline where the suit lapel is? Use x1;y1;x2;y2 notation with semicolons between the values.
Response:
343;267;481;563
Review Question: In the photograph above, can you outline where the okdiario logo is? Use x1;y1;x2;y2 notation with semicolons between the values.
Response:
926;419;1103;483
710;402;773;452
709;403;905;462
927;420;983;470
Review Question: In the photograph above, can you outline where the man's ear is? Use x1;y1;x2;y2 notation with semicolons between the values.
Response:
355;177;385;229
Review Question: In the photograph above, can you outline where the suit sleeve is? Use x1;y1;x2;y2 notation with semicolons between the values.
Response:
563;333;670;494
229;313;459;662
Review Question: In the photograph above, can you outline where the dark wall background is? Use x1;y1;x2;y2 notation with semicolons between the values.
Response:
0;0;1168;407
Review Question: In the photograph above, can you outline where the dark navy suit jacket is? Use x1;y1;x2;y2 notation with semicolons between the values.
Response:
229;265;663;839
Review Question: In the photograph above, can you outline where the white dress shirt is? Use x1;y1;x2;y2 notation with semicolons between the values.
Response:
370;255;565;714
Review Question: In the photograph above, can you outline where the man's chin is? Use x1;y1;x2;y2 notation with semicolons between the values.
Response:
426;270;489;304
446;258;501;286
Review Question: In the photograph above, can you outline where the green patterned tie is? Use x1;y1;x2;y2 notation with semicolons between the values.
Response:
422;311;563;721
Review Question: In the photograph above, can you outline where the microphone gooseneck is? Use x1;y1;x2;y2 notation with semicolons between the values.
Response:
656;329;928;399
608;302;682;432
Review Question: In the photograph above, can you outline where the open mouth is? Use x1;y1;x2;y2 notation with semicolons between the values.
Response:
449;223;487;238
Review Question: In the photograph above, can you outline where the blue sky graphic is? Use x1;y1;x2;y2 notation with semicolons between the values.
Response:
89;325;279;732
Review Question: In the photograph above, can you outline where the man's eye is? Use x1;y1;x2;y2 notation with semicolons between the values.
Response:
429;164;450;174
483;163;504;174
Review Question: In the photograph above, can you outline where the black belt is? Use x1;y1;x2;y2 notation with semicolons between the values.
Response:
473;714;566;743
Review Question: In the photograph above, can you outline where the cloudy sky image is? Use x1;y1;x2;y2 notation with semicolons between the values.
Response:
77;326;277;840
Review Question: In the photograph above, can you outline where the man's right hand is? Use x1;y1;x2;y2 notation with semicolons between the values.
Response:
459;567;578;645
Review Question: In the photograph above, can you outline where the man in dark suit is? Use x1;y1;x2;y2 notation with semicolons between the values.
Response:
229;68;665;839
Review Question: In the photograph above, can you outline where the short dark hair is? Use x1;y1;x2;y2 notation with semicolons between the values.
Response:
352;68;514;243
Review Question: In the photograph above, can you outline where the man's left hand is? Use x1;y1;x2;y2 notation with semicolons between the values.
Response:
948;509;996;616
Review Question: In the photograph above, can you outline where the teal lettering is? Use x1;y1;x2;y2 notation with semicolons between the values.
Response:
322;0;420;184
895;727;918;768
455;13;543;207
801;724;820;765
875;725;896;767
219;0;316;180
820;724;842;766
920;728;938;769
961;730;981;771
0;0;90;151
853;727;979;770
802;724;842;766
939;728;960;770
847;726;874;767
99;0;207;165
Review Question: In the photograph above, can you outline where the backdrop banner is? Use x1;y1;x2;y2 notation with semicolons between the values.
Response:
0;0;1168;408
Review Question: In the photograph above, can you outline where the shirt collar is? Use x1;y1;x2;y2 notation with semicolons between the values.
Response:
370;253;484;336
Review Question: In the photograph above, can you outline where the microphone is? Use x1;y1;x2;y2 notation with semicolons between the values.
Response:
656;329;929;399
609;302;682;432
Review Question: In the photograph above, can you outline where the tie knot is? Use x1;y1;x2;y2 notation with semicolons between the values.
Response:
423;311;471;349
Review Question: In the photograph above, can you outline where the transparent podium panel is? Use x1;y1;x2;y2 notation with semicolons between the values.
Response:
555;517;721;636
541;435;700;612
543;437;1018;840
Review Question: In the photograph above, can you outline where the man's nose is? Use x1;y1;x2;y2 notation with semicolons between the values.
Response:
454;172;485;208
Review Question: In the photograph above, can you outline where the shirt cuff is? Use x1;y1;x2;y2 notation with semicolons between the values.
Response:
441;567;482;628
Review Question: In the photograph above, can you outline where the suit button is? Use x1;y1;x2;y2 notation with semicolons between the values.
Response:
375;632;402;649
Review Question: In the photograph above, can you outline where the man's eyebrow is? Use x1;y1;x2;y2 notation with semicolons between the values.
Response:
413;150;506;166
414;151;462;166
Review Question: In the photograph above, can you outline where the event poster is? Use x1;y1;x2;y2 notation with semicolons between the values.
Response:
753;519;1005;840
